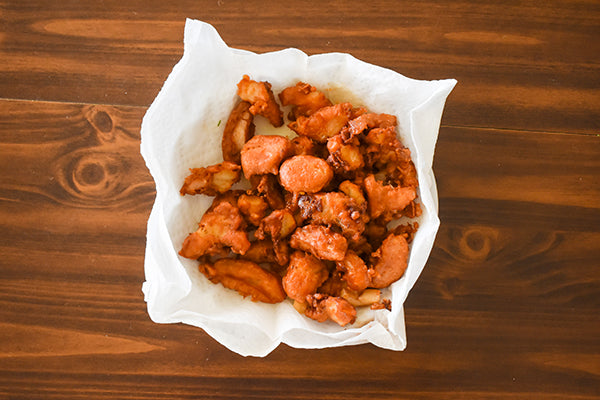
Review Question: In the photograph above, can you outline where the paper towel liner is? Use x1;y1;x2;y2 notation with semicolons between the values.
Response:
140;19;456;357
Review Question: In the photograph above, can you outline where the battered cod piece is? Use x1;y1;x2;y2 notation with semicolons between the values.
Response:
304;294;357;326
256;209;296;266
221;101;255;164
290;136;317;156
297;192;366;241
278;82;332;120
236;75;283;127
282;251;329;303
256;209;297;242
180;162;241;196
363;174;416;219
344;112;397;139
240;135;293;178
241;240;278;264
279;155;334;194
199;258;286;304
288;102;353;143
290;225;348;261
336;250;370;292
180;202;250;259
326;134;364;173
251;174;286;210
237;194;269;226
369;233;409;288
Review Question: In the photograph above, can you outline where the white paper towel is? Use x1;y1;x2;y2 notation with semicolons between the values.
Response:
140;19;456;357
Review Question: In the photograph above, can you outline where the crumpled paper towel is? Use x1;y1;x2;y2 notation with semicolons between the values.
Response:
140;19;456;357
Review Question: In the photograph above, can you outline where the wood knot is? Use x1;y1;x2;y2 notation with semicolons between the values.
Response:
85;106;115;142
54;149;127;206
458;226;498;262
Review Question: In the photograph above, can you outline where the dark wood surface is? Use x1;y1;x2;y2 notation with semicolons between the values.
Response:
1;1;599;398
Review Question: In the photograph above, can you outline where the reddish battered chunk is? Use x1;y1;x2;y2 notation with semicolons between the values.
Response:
369;234;409;288
180;202;250;259
279;155;333;194
344;112;397;139
363;174;416;219
288;103;353;143
290;225;348;261
297;192;366;241
180;162;241;196
257;209;297;242
236;75;283;127
240;135;293;178
336;250;370;292
304;294;357;326
326;134;364;173
282;251;329;302
237;194;269;226
290;136;317;156
201;258;286;303
221;101;255;164
278;82;332;119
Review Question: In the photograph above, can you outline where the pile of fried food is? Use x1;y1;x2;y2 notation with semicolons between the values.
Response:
179;75;421;327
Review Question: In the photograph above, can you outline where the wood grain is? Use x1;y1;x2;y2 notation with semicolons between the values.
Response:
1;98;599;398
1;0;599;134
1;0;599;398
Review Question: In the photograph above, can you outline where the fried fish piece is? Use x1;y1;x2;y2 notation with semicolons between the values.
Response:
282;251;329;303
326;133;364;173
335;250;370;292
288;103;353;143
237;193;269;226
304;294;357;326
369;233;409;288
180;162;241;196
240;135;293;178
297;192;366;241
363;174;416;220
221;101;255;164
199;258;286;304
278;81;332;120
237;75;283;127
279;155;334;194
250;174;286;210
290;225;348;261
343;112;397;140
179;202;250;259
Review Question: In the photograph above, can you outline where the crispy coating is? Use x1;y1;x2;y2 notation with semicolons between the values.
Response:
251;174;286;210
257;209;297;242
221;101;255;164
288;103;353;143
304;294;357;326
338;180;367;207
237;194;269;226
279;155;334;194
327;134;364;173
200;258;286;303
278;82;332;120
297;192;366;241
180;162;241;196
240;135;293;178
369;233;409;288
180;202;250;259
282;251;329;302
236;75;283;127
290;136;317;156
343;112;397;139
336;250;370;292
241;240;278;264
290;225;348;261
363;174;416;219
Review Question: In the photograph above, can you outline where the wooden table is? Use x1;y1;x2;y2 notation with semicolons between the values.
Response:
1;1;599;398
